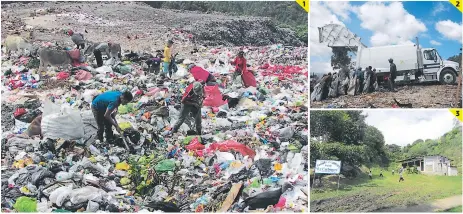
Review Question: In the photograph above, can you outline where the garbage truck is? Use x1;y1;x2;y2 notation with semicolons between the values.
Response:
355;38;459;85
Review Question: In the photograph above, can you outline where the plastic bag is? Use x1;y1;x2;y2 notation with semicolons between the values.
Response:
241;70;257;88
115;162;130;171
69;186;104;204
41;104;84;140
14;196;37;212
185;137;205;151
208;140;256;158
203;85;227;107
155;159;176;172
118;65;132;74
49;186;73;206
216;151;235;163
57;72;70;80
14;108;27;118
74;70;92;81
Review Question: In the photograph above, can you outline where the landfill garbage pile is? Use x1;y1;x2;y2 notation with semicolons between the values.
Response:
310;83;459;108
2;1;303;53
1;5;308;211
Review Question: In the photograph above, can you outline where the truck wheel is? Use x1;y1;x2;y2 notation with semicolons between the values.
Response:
439;69;456;85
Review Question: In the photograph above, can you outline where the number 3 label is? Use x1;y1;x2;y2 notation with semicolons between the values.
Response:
450;109;463;122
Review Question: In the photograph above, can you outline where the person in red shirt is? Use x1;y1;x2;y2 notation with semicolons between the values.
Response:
232;51;247;80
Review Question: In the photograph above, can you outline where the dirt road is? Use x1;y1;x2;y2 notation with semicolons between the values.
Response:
377;195;462;212
311;84;460;108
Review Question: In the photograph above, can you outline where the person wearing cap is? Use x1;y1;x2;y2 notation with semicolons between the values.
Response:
162;40;174;77
68;30;85;49
187;64;216;85
388;58;397;92
231;51;247;81
169;81;204;136
92;91;134;142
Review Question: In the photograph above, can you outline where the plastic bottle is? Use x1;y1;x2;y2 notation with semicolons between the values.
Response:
89;145;101;156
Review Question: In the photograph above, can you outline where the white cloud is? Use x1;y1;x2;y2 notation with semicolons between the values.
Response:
354;2;427;46
324;1;352;21
310;1;346;58
435;20;462;43
431;2;449;16
430;40;442;46
310;61;334;74
364;110;455;146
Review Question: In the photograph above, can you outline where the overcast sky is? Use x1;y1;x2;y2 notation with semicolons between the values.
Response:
363;110;457;146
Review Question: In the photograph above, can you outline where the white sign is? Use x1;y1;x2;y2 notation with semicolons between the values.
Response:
315;160;341;174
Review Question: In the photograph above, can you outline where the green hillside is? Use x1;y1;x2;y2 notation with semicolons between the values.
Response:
388;127;462;173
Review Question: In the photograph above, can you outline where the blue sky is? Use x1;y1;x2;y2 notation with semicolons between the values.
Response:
310;1;462;74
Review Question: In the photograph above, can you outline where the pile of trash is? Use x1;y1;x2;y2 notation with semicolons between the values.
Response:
1;37;308;212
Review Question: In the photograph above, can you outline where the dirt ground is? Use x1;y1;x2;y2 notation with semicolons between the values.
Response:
1;1;302;54
311;84;461;108
311;193;462;212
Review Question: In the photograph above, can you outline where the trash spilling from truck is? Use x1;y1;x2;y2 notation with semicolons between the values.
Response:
310;24;461;108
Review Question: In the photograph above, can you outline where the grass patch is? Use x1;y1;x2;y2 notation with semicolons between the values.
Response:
444;206;462;212
311;169;462;208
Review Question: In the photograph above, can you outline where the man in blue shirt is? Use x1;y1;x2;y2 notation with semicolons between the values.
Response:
91;91;133;142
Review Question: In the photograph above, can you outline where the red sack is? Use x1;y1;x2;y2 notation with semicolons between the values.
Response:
67;49;81;61
14;108;27;118
181;83;194;103
208;140;256;158
241;70;257;88
186;137;205;151
57;72;70;80
74;70;92;81
203;85;227;107
190;66;210;82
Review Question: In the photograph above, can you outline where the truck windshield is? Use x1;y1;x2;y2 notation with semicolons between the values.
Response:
434;50;442;62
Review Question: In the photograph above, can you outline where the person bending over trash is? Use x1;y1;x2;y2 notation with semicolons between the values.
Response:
92;91;133;142
162;40;174;78
168;82;204;136
93;42;119;67
231;51;247;81
187;64;216;85
68;30;85;49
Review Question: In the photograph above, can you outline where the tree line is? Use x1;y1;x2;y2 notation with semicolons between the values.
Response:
310;111;462;177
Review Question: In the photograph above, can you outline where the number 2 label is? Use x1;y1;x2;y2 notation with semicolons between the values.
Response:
457;1;460;7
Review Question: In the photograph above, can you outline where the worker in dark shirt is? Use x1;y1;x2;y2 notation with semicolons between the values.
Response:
68;30;85;49
388;58;397;92
168;82;204;135
146;52;163;75
356;68;365;94
91;91;133;142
